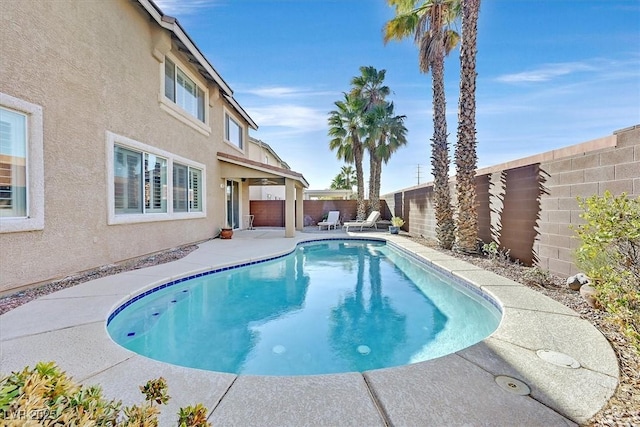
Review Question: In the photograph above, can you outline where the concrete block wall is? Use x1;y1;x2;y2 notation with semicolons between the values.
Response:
383;124;639;277
536;125;640;276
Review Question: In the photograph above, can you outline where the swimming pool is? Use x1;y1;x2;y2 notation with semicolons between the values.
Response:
107;239;501;376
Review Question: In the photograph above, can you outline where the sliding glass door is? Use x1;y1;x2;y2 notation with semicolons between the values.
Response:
226;180;239;229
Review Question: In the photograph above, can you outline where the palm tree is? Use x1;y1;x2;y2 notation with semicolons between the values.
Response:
350;66;391;112
365;102;408;212
330;165;357;191
454;0;480;253
339;165;357;189
328;93;367;219
330;174;347;190
384;0;460;249
351;66;400;213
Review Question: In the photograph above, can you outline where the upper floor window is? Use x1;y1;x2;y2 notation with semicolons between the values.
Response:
165;58;205;122
225;112;243;149
0;94;44;233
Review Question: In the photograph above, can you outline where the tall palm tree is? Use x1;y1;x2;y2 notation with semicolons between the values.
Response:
350;66;396;214
350;66;391;112
384;0;460;249
365;102;408;213
454;0;480;252
328;93;367;219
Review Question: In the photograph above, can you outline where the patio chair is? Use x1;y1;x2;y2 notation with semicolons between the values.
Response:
317;210;341;230
343;211;381;232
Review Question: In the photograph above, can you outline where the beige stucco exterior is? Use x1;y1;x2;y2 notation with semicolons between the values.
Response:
0;0;306;294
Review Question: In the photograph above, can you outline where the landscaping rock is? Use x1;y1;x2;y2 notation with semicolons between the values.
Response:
567;273;590;291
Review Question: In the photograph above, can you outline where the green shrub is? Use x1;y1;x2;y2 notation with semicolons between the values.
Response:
0;362;211;426
481;241;511;263
573;191;640;352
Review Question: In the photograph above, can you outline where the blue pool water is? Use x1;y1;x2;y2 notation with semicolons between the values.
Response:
107;240;501;376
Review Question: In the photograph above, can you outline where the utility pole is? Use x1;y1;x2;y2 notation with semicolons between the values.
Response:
416;164;422;185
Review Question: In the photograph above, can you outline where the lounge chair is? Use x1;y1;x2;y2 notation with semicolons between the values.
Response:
343;211;381;232
317;210;341;230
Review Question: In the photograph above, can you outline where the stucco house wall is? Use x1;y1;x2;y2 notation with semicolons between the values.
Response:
0;0;257;293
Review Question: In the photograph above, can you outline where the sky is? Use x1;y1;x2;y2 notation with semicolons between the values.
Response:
155;0;640;195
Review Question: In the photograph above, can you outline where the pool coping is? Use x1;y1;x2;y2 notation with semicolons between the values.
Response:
0;229;619;426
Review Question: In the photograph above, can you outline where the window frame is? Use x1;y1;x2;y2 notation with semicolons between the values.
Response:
224;109;244;151
159;53;211;136
107;132;206;225
0;93;44;233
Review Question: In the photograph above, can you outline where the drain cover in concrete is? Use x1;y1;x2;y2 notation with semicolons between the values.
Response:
494;376;531;395
536;349;580;368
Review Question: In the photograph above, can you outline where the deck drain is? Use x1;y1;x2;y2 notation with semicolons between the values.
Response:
536;350;580;368
494;376;530;396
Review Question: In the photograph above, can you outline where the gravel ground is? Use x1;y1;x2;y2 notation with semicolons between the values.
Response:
1;236;638;425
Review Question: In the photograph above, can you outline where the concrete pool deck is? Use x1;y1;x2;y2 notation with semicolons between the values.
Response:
0;229;618;426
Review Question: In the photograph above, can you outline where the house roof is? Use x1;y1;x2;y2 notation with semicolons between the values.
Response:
137;0;258;130
217;152;309;188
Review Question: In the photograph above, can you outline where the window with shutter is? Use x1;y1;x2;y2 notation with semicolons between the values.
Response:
164;58;206;123
109;133;205;224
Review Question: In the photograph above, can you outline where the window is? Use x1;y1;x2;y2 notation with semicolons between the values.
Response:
164;58;205;122
173;163;202;213
225;112;243;149
0;108;26;217
108;132;205;225
0;94;44;233
114;146;167;215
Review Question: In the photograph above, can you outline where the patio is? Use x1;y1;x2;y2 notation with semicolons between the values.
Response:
0;229;618;426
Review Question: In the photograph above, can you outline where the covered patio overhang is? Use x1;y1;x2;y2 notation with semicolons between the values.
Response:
217;152;309;238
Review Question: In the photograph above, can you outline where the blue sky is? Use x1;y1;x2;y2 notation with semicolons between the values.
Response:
155;0;640;195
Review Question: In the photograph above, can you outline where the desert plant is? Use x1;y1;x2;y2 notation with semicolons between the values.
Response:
522;266;553;288
573;191;640;351
481;241;512;263
391;216;405;227
0;362;210;426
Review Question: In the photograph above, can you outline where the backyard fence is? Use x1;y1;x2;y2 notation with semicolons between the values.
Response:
382;125;640;277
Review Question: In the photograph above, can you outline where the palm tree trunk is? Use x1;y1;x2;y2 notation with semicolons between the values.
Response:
369;148;380;213
431;19;455;250
354;145;366;220
454;0;480;253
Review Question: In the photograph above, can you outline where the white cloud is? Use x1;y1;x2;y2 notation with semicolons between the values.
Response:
153;0;220;16
248;104;328;131
496;62;594;83
241;86;337;99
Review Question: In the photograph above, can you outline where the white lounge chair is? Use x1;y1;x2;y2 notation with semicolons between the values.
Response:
317;210;341;230
343;211;381;232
